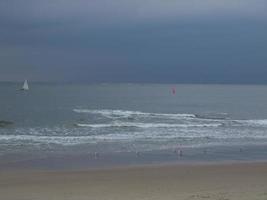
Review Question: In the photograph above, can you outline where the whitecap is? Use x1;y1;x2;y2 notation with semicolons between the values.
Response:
73;109;196;119
75;122;222;129
233;119;267;127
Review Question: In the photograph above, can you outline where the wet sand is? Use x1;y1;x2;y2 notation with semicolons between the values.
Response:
0;162;267;200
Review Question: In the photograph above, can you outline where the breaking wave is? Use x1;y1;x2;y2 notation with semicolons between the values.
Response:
231;119;267;127
73;109;195;119
1;109;267;149
75;122;222;128
74;109;267;128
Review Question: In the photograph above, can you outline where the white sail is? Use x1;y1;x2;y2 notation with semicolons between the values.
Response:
22;80;29;90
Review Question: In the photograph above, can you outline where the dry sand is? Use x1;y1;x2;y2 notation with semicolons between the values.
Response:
0;162;267;200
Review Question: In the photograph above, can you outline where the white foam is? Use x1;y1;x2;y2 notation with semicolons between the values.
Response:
232;119;267;127
73;109;195;119
246;119;267;126
75;122;222;128
1;128;267;147
0;134;101;145
1;123;267;147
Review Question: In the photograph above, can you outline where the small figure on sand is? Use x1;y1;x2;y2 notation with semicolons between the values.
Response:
136;151;141;157
174;147;183;157
94;152;100;159
203;149;207;154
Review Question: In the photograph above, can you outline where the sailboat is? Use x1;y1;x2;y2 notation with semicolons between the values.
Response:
21;80;29;91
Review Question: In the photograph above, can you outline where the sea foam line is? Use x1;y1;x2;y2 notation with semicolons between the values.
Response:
75;122;222;128
1;132;267;146
73;109;195;119
229;119;267;127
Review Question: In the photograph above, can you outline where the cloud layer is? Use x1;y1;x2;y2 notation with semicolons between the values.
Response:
0;0;267;83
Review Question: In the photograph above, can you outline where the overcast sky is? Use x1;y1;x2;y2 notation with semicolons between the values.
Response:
0;0;267;83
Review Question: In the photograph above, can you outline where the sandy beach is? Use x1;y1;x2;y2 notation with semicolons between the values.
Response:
1;162;267;200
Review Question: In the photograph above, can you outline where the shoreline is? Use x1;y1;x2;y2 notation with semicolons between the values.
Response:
1;143;267;171
2;160;267;174
1;161;267;200
2;158;267;172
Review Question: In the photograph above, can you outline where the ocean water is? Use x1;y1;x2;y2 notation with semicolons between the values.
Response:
1;83;267;168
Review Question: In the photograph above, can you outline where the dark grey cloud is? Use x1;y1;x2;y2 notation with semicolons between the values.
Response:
0;0;267;83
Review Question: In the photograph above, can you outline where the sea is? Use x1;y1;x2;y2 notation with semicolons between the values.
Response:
1;83;267;169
